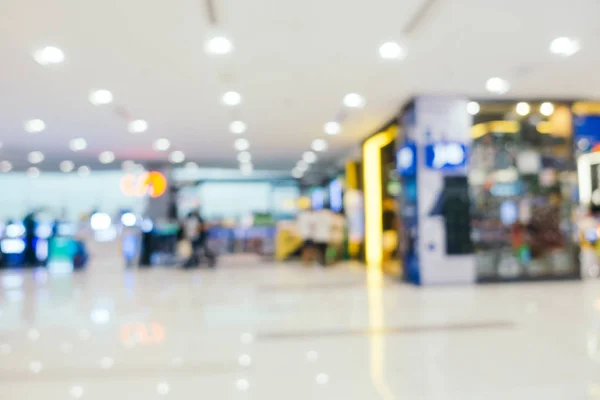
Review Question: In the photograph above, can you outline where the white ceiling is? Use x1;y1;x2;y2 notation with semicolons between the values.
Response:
0;0;599;173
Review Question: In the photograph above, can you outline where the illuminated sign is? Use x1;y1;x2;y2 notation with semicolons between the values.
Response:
397;142;416;176
425;142;467;170
120;171;167;198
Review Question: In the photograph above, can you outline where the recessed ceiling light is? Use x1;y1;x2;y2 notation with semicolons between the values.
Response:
229;120;247;134
169;150;185;163
28;151;44;164
467;101;480;115
240;163;253;176
303;151;317;164
153;138;170;152
540;102;554;116
291;168;303;178
234;138;250;151
312;139;328;152
99;151;115;164
343;93;366;108
237;151;252;164
324;121;341;135
128;119;148;134
89;89;113;106
69;138;87;152
1;161;12;173
122;160;135;170
34;46;65;65
485;77;510;95
156;382;170;396
78;166;91;177
27;167;40;179
24;119;45;133
516;102;531;116
184;161;199;169
236;378;250;392
222;91;242;106
297;160;308;171
550;37;580;57
379;42;405;60
70;385;84;398
59;160;74;173
205;36;234;55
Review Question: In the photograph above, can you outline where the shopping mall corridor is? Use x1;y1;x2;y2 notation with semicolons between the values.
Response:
1;245;600;399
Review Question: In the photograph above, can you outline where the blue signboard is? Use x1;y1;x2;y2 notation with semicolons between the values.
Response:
397;142;417;176
424;142;468;171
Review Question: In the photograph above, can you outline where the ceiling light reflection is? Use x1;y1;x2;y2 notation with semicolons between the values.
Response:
169;151;185;164
303;151;317;164
34;46;65;65
99;151;115;164
324;121;341;135
60;160;75;173
222;91;242;106
24;119;45;133
467;101;480;115
379;42;405;60
69;138;87;152
550;37;580;57
234;138;250;151
205;36;234;55
312;139;328;152
229;120;247;134
88;89;113;106
343;93;366;108
128;119;148;134
0;161;12;173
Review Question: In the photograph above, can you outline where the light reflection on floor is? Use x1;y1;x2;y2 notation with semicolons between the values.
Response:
0;249;600;399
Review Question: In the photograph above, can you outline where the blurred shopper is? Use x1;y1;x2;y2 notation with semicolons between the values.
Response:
23;212;38;266
528;187;565;258
328;211;346;264
297;206;316;264
183;210;215;268
314;206;333;266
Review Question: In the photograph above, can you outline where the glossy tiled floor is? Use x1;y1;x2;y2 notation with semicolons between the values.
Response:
1;244;600;399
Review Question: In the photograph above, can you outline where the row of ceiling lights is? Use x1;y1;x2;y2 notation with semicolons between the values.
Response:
485;37;580;95
3;45;191;177
289;39;405;179
467;100;556;117
204;36;254;176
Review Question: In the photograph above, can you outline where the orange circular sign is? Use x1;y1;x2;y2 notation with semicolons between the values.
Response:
120;171;167;198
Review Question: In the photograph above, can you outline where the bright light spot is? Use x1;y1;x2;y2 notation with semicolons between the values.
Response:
236;379;250;392
28;151;44;164
0;161;12;173
550;37;580;57
240;333;254;344
240;163;253;176
24;119;45;133
238;354;252;367
343;93;366;108
141;218;153;233
316;373;329;385
303;151;317;164
156;382;170;395
99;151;115;164
5;224;25;238
169;150;185;163
229;120;247;134
185;162;199;170
234;138;250;151
295;160;308;171
34;46;65;65
307;350;319;362
27;328;41;342
70;386;84;398
60;160;75;173
205;36;234;55
291;168;303;179
540;102;554;116
237;151;252;163
153;138;170;152
78;166;91;177
0;344;11;355
121;213;136;227
379;41;405;60
27;167;40;178
69;138;87;152
467;101;480;115
222;91;242;106
89;89;113;105
324;121;341;135
486;77;510;95
90;213;111;231
29;361;43;374
311;139;328;152
515;102;530;116
90;309;111;325
128;119;148;134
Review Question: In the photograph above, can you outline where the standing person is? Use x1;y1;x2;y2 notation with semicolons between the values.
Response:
313;206;333;266
23;212;38;266
329;211;346;264
297;206;316;264
183;211;215;268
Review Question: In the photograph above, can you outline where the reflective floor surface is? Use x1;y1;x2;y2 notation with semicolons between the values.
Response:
1;245;600;399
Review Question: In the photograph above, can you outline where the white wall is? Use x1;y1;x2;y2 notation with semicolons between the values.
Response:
0;172;145;221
